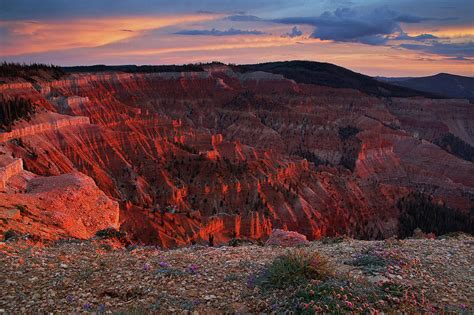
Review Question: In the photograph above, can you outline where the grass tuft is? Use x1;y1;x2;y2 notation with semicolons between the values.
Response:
257;249;332;289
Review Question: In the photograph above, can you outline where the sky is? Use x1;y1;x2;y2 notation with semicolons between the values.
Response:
0;0;473;76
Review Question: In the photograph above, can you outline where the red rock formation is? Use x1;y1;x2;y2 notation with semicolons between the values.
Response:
265;229;310;247
0;157;23;190
0;69;472;246
0;171;119;240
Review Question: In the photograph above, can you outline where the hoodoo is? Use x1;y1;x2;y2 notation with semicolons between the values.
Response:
1;64;472;246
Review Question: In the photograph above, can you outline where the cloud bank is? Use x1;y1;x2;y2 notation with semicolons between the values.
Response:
175;28;265;36
271;7;444;45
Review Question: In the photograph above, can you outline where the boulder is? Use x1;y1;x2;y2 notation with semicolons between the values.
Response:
265;229;310;247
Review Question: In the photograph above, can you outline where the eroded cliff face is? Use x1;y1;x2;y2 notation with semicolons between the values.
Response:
0;170;120;240
1;68;473;246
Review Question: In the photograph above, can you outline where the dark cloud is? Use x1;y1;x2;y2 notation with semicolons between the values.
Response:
285;26;303;38
396;13;457;23
394;13;434;23
394;32;439;41
196;10;215;14
225;14;262;22
400;41;474;58
271;7;451;45
174;28;265;36
0;0;289;20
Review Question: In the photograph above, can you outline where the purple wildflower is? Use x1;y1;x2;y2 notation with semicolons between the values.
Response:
159;261;169;268
83;303;91;311
246;274;256;288
144;263;151;271
187;264;199;274
98;304;106;312
66;295;74;303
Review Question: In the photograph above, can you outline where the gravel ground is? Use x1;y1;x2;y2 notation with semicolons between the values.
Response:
0;235;472;314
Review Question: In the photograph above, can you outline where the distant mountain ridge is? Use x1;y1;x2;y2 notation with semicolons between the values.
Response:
377;73;474;101
231;61;437;98
4;61;470;100
61;61;438;99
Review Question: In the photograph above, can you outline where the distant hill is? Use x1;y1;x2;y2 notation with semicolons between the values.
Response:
377;73;474;101
61;61;435;99
233;61;435;98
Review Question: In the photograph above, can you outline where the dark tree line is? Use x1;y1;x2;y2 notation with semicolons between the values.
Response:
435;133;474;162
62;63;224;74
397;192;474;237
0;97;35;131
338;126;361;141
0;62;65;81
292;147;330;168
338;126;361;171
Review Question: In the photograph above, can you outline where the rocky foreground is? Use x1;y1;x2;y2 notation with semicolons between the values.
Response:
1;233;472;314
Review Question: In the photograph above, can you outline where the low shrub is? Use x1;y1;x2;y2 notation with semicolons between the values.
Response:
257;249;332;289
4;229;21;241
349;251;388;274
321;236;346;244
95;228;126;240
228;238;256;247
14;204;29;214
292;278;428;314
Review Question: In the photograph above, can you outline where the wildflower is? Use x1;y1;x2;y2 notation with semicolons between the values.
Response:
66;295;74;303
187;264;199;274
144;263;151;271
313;305;322;312
83;303;91;311
98;304;106;312
345;301;354;309
159;261;169;268
246;275;256;288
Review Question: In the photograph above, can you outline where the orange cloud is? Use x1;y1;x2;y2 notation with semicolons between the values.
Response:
403;24;474;38
105;34;311;57
0;14;218;55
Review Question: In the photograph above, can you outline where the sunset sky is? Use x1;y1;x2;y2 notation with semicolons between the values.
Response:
0;0;473;76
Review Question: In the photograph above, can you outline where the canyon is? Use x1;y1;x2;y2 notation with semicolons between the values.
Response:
0;63;473;247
